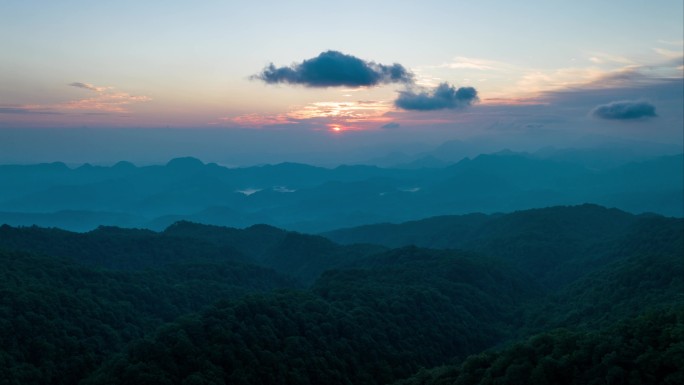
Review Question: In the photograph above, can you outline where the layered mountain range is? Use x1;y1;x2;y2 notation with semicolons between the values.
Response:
1;147;681;232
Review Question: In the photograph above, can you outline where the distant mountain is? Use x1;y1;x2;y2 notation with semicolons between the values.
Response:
0;150;681;232
364;136;682;170
394;155;450;169
145;205;271;231
1;204;681;385
0;210;144;232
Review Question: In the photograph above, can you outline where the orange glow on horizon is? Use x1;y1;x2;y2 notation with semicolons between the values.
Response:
220;100;395;130
287;100;391;122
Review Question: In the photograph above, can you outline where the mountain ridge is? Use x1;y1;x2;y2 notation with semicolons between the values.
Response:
0;150;680;232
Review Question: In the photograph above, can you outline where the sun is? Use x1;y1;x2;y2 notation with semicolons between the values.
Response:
329;124;342;132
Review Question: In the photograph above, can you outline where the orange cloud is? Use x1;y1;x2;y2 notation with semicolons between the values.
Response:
60;92;151;113
61;82;151;113
219;100;394;132
3;82;152;116
218;113;297;127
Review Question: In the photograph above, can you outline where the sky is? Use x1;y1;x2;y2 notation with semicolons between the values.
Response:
1;0;682;165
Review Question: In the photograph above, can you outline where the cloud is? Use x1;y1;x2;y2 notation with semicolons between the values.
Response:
653;48;683;60
0;106;61;115
216;100;394;131
381;122;400;129
287;100;391;121
2;83;150;116
394;82;479;111
60;92;151;113
591;100;657;120
0;107;38;114
587;53;635;65
217;113;298;128
514;68;682;109
62;82;151;112
69;82;108;92
441;56;509;71
252;50;413;87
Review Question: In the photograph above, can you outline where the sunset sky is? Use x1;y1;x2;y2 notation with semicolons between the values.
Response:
1;0;682;165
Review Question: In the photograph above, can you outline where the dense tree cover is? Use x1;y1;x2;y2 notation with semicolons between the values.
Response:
395;306;684;385
0;222;383;283
0;224;248;270
163;221;385;283
0;249;298;385
325;204;670;287
83;224;683;385
393;215;684;384
0;205;681;384
523;216;684;333
84;247;536;385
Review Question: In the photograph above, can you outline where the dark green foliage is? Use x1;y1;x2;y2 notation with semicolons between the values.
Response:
395;306;684;385
85;247;536;385
0;249;298;385
0;222;383;284
325;204;668;287
163;221;385;283
523;216;684;332
0;205;681;385
0;224;248;270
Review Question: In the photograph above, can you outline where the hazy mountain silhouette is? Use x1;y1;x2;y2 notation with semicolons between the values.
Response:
0;149;681;232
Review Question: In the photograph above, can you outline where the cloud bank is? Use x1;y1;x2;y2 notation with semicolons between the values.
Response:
253;50;413;87
591;100;657;120
395;83;479;111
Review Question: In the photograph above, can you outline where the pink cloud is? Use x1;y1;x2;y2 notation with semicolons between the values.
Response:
59;91;151;113
218;113;298;127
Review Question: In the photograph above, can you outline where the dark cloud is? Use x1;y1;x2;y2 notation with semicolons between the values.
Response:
381;122;400;129
0;107;33;114
69;82;106;92
394;82;479;111
591;100;657;120
252;50;413;87
0;107;60;115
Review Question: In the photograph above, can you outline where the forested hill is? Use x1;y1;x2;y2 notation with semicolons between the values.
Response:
394;306;684;385
324;204;676;287
0;221;383;284
83;247;538;385
82;212;683;385
0;204;682;384
324;204;641;247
